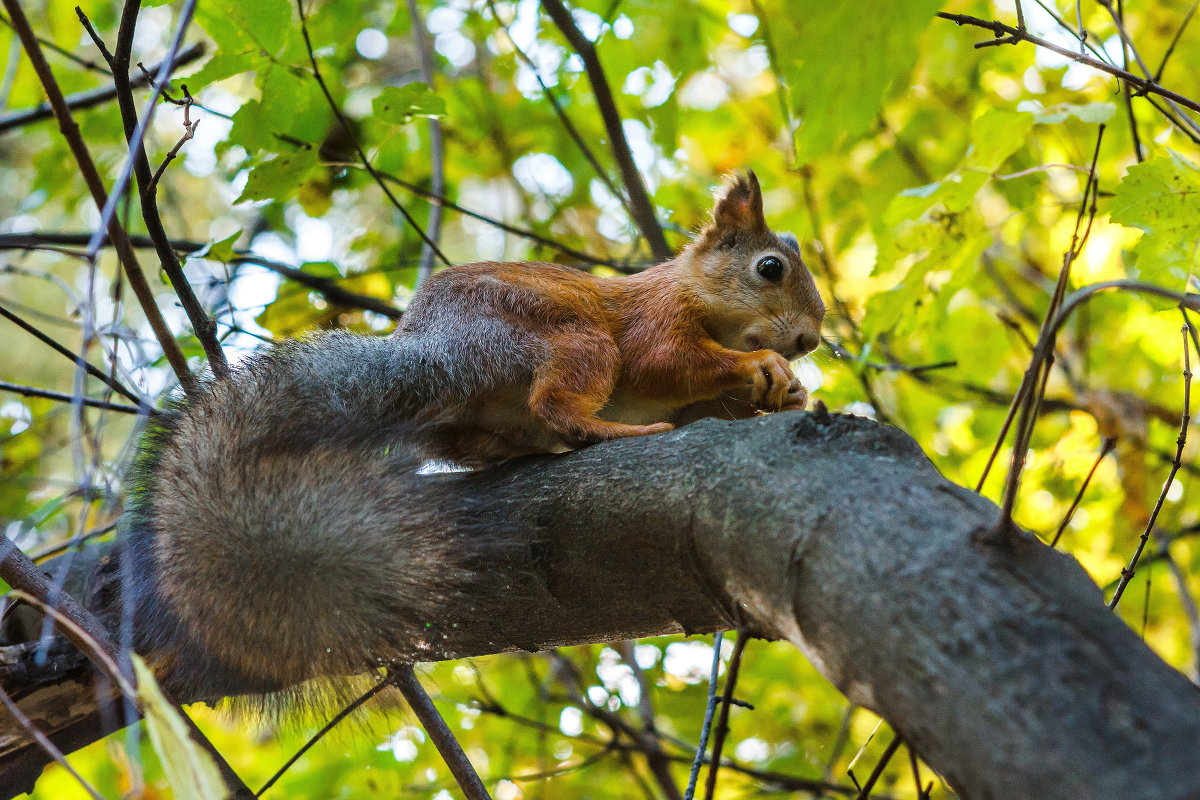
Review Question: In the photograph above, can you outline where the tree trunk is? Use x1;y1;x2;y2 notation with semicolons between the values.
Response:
2;411;1198;798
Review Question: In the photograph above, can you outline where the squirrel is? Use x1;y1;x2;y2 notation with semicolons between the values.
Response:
122;171;825;698
394;170;823;465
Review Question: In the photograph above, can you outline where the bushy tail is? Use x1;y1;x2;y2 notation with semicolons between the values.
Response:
122;332;493;700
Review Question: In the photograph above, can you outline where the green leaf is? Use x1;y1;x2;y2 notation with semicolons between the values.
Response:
196;0;291;59
1110;151;1200;284
228;68;306;153
373;84;446;125
774;0;943;161
201;230;244;262
134;656;230;800
237;148;319;205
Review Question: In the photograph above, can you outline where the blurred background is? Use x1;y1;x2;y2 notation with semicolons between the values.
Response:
1;0;1197;796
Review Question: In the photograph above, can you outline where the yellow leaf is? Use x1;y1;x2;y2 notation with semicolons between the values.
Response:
134;656;230;800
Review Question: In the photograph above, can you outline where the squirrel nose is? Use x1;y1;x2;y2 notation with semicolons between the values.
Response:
796;332;821;355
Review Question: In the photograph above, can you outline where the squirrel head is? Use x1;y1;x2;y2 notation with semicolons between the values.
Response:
681;171;825;359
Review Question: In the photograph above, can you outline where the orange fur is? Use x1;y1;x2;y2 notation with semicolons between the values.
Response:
399;172;826;462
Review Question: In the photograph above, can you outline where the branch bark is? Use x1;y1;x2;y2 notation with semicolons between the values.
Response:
2;412;1199;798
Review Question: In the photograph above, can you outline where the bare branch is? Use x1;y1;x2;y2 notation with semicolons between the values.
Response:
0;300;145;405
96;0;229;379
0;686;107;800
1051;437;1115;547
294;0;451;267
703;632;748;800
391;665;492;800
0;380;145;415
0;45;204;135
406;0;445;287
938;12;1200;115
1110;323;1192;609
540;0;671;261
0;0;195;394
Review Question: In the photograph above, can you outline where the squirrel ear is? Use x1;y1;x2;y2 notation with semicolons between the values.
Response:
711;170;765;232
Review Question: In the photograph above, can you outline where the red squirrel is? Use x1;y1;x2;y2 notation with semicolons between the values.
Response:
125;171;824;696
399;171;825;465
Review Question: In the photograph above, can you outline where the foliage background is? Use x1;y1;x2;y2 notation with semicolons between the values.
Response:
1;0;1198;797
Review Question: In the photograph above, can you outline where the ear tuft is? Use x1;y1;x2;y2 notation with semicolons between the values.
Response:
711;170;765;232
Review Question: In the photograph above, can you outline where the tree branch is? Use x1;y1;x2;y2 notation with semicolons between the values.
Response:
3;412;1199;798
405;0;446;287
938;11;1200;116
540;0;671;261
0;0;195;394
92;0;228;379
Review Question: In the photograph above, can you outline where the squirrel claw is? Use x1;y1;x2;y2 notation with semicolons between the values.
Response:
780;384;808;411
746;350;796;411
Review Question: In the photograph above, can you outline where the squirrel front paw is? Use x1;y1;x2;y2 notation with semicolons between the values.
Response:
780;379;808;411
744;350;796;410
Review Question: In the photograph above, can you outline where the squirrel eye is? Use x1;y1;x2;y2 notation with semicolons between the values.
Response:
755;256;784;283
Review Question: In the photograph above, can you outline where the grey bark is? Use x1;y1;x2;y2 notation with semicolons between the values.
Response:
2;411;1199;799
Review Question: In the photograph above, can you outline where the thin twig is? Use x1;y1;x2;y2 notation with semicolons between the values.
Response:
2;590;131;694
1110;324;1192;609
540;0;671;261
549;651;683;800
1095;0;1200;137
854;734;902;800
3;233;407;319
937;12;1200;115
147;87;199;193
471;697;870;797
1158;543;1200;680
1050;437;1115;547
84;0;198;259
4;589;252;797
486;0;627;206
347;163;627;268
0;300;144;405
0;10;113;76
613;640;678;796
294;0;451;267
257;672;399;797
1155;0;1200;82
684;631;723;800
703;632;748;800
95;0;228;379
0;380;145;415
995;128;1104;534
748;0;793;164
73;7;114;64
31;521;119;561
406;0;445;286
391;665;492;800
1;0;195;393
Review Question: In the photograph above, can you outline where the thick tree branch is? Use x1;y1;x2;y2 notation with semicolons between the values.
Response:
2;413;1199;798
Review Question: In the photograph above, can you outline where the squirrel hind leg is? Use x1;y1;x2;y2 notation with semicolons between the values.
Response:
528;329;673;446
